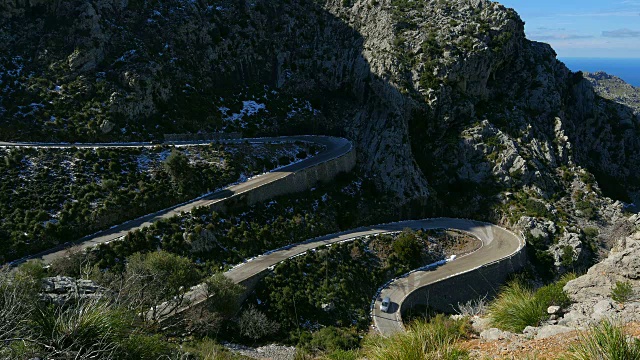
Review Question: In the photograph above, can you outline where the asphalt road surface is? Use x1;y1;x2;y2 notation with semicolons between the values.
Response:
157;218;523;332
3;136;352;265
371;219;523;336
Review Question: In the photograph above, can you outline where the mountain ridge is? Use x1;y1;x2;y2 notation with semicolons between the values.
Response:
1;0;639;273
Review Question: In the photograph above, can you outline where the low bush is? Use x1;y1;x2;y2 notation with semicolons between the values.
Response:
392;229;424;270
362;314;470;360
488;281;545;333
304;327;360;353
489;275;575;332
524;199;552;218
238;305;280;341
119;250;202;322
535;273;575;309
455;296;488;317
611;280;634;303
322;349;360;360
567;320;640;360
120;333;176;360
1;276;178;359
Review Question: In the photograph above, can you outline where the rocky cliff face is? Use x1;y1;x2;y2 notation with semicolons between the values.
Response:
561;216;640;327
1;0;639;259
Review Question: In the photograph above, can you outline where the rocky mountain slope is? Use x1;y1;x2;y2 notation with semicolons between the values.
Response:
1;0;639;273
462;215;640;359
584;71;640;117
562;214;640;328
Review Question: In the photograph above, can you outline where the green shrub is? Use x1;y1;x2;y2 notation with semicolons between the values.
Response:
579;172;596;187
560;246;575;268
525;231;556;281
306;327;360;353
523;199;551;218
583;227;599;253
393;229;423;269
611;280;634;303
121;250;201;321
238;305;280;341
534;273;575;309
182;338;247;359
363;314;470;360
322;349;360;360
204;273;245;317
489;275;575;332
419;67;440;90
489;281;546;332
121;333;176;359
567;320;640;360
576;200;597;220
31;300;130;358
0;268;38;346
583;227;599;241
15;260;48;281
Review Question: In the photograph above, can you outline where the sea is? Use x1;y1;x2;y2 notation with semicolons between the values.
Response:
559;57;640;87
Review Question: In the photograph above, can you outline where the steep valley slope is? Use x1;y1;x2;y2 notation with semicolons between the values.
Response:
2;0;640;274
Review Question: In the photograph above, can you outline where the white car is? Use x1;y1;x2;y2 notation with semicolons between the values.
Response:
380;297;391;313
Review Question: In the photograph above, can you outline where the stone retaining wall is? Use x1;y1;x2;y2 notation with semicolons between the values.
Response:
209;146;356;213
163;132;242;141
399;247;527;316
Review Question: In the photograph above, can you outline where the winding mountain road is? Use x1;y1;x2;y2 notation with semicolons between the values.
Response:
3;137;524;338
2;136;352;265
369;219;523;336
160;218;523;336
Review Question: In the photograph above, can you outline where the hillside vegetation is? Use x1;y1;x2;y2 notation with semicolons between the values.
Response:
2;0;640;358
0;141;316;262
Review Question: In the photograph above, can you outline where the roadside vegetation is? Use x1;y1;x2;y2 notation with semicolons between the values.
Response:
362;314;472;360
23;172;482;358
1;173;400;359
48;173;394;281
0;142;317;262
247;229;479;343
0;263;173;359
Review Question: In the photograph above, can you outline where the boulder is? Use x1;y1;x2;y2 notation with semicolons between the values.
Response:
534;325;574;340
480;328;513;341
547;305;561;315
471;316;492;333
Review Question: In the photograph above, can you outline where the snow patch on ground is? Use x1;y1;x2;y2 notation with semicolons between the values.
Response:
287;99;320;119
221;100;267;129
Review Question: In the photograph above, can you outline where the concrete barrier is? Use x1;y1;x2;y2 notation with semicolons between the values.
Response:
208;144;356;213
399;246;527;316
163;132;242;141
160;217;524;329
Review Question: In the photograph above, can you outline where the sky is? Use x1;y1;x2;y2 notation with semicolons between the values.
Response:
498;0;640;58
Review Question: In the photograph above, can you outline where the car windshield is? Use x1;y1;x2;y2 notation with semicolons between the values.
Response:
382;300;389;306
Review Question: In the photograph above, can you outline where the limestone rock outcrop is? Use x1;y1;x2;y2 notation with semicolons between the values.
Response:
40;276;106;305
561;215;640;327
